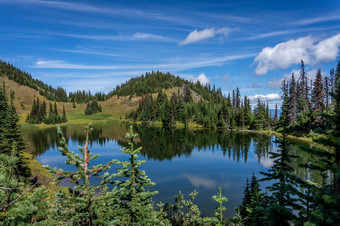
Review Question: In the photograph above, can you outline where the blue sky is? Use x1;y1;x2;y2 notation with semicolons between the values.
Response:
0;0;340;108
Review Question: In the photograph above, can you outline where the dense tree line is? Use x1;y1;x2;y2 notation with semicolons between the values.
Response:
127;87;273;130
280;60;339;135
26;96;67;124
69;90;107;104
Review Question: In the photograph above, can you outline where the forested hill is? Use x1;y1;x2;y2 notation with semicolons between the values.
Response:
109;71;224;103
0;60;68;101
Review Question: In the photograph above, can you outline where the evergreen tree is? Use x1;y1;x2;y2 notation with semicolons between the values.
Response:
260;112;300;225
85;100;101;115
45;124;115;225
211;187;228;225
245;174;265;225
62;104;67;123
254;99;266;130
297;60;310;113
311;69;325;127
238;178;251;221
273;103;278;126
112;126;159;225
183;80;192;103
288;74;298;125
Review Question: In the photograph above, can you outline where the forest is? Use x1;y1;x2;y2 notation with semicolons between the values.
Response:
0;59;339;225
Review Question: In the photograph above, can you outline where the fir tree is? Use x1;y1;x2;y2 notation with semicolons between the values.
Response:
112;126;159;225
298;60;310;113
288;74;298;125
260;112;300;225
311;69;325;127
45;124;115;225
183;80;192;103
238;177;251;221
62;104;67;123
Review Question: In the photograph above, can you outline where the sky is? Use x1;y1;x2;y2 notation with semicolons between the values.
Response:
0;0;340;108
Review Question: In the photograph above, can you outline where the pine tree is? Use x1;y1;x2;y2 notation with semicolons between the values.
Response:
279;79;289;131
273;103;278;126
288;74;298;125
311;69;325;127
238;178;251;221
54;102;58;115
62;104;67;123
211;187;228;225
112;126;159;225
245;174;265;225
45;124;115;225
260;112;300;225
183;80;192;103
298;60;309;113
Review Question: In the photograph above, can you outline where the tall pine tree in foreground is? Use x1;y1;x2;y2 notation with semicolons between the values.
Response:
45;123;115;225
112;126;160;225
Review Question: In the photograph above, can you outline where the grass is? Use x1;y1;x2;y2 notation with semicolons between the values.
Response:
19;113;117;130
66;113;114;123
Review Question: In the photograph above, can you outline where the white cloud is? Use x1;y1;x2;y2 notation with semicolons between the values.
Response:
248;93;281;102
187;73;210;85
180;27;231;45
254;34;340;75
314;34;340;63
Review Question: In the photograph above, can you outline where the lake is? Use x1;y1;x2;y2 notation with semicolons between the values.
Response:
23;122;322;217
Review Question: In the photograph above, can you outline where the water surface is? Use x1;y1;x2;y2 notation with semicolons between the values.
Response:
23;123;320;217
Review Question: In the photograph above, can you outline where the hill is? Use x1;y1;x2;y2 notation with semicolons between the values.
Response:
0;61;274;130
0;62;221;121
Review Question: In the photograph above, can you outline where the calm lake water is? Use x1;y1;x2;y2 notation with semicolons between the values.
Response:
23;122;321;217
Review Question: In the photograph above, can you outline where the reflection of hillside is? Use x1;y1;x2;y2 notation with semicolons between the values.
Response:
24;123;131;156
24;123;273;162
131;127;269;162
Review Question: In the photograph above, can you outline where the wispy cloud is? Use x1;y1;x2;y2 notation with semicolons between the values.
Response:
53;49;121;57
0;0;193;26
32;53;255;71
179;27;231;45
254;33;340;75
294;13;340;25
50;32;175;42
243;26;340;40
